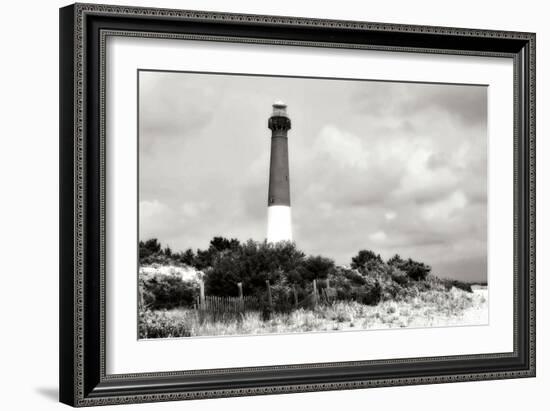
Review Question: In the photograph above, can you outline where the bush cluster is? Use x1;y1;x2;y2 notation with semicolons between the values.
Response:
139;237;474;312
140;274;199;310
441;279;473;293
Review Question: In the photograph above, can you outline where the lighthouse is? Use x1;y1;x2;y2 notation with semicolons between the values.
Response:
266;101;292;243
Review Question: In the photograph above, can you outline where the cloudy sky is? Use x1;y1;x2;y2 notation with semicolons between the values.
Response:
139;70;487;282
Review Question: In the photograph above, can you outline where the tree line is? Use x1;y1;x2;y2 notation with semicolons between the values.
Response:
139;237;446;310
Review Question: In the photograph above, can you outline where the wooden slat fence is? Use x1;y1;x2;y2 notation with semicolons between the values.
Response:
196;295;262;314
195;278;336;320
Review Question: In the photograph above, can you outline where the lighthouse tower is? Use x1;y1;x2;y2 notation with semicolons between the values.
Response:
266;101;292;243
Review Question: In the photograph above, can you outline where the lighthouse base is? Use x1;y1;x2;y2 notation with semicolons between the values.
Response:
267;206;292;243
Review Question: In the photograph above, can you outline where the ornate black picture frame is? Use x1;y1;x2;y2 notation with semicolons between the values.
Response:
59;3;535;407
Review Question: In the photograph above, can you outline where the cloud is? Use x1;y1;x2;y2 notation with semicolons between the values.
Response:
393;147;460;204
139;72;218;152
353;81;487;126
420;190;467;221
384;211;397;221
401;85;487;126
140;199;168;220
294;124;405;208
369;230;387;244
314;126;369;169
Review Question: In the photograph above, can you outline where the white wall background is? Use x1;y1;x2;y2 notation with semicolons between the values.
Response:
0;0;545;409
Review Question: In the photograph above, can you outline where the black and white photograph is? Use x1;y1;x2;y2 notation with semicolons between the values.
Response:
137;70;489;339
52;1;537;408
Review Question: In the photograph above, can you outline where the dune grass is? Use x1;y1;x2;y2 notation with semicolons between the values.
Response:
139;287;487;338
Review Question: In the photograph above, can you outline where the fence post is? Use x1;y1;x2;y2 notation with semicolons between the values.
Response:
195;295;201;323
138;284;144;310
237;282;244;313
199;279;205;307
313;279;319;307
266;280;273;309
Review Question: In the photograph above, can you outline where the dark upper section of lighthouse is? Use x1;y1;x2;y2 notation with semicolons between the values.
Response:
267;101;291;207
268;101;291;132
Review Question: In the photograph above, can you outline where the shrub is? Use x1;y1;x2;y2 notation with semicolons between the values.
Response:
387;254;405;267
332;267;366;285
388;254;432;281
210;236;241;252
269;279;295;313
139;238;162;260
140;274;199;309
355;281;382;306
441;279;473;293
350;250;383;271
380;281;405;300
403;259;431;281
390;267;409;285
202;253;243;297
298;255;335;283
204;240;306;297
334;276;381;306
329;268;361;300
173;248;195;266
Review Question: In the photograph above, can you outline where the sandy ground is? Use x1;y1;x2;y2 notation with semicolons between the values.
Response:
405;287;488;329
457;288;488;325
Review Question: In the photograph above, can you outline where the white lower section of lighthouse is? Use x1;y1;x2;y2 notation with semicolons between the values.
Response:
267;205;292;243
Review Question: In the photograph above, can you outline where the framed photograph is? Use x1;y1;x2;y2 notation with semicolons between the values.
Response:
59;3;535;407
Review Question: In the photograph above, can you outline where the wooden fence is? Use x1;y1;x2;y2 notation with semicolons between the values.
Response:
196;295;262;314
195;278;337;320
